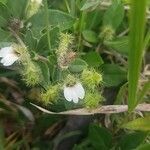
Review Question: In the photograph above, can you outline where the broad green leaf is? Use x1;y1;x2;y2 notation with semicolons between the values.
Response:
101;64;127;87
0;2;10;19
104;36;129;56
29;9;75;38
0;16;7;27
82;30;98;43
7;0;28;18
122;117;150;131
83;52;103;67
81;0;101;10
118;132;147;150
136;144;150;150
24;29;37;50
73;138;91;150
0;0;7;4
0;28;11;41
69;58;88;73
128;0;147;111
88;124;112;150
37;27;59;52
103;0;124;30
85;10;103;29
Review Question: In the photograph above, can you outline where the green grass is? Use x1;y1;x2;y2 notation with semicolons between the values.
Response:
128;0;147;111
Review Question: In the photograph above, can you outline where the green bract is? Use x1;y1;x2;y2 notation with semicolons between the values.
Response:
81;69;102;90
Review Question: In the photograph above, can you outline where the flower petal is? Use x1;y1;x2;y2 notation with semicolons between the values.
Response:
74;83;85;99
71;90;79;103
64;87;73;102
31;0;42;4
0;46;13;58
1;53;19;66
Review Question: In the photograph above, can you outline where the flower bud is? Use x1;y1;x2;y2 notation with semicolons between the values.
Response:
12;44;30;63
26;0;43;19
41;85;59;105
65;74;77;87
56;33;74;69
22;61;41;86
81;69;102;90
84;91;103;108
99;25;115;41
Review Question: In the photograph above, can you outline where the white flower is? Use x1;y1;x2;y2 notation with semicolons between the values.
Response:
64;83;85;103
0;46;19;66
31;0;42;4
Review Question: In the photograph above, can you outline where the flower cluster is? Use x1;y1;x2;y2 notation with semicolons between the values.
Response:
0;32;103;109
22;61;41;86
99;25;115;41
41;85;60;105
81;69;102;90
56;33;74;69
26;0;43;19
84;92;103;108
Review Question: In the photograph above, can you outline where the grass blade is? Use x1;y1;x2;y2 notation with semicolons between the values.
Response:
128;0;147;111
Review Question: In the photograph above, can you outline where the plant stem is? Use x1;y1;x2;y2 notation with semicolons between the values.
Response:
64;0;70;14
78;12;86;51
70;0;76;17
9;28;26;48
44;0;51;51
31;103;150;115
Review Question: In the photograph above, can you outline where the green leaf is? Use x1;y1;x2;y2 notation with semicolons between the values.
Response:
85;10;103;29
29;9;75;38
0;0;7;4
83;52;103;67
0;2;10;19
7;0;28;18
119;132;147;150
128;0;147;111
82;30;98;43
37;27;59;52
0;28;11;41
69;58;88;73
122;117;150;131
0;16;7;27
104;36;129;56
103;0;124;30
136;144;150;150
88;124;112;150
101;64;127;87
81;0;101;10
24;30;37;50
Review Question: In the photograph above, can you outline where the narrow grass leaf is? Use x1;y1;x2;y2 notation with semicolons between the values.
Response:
128;0;147;111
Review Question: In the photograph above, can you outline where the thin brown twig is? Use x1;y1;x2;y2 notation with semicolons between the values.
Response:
30;103;150;115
